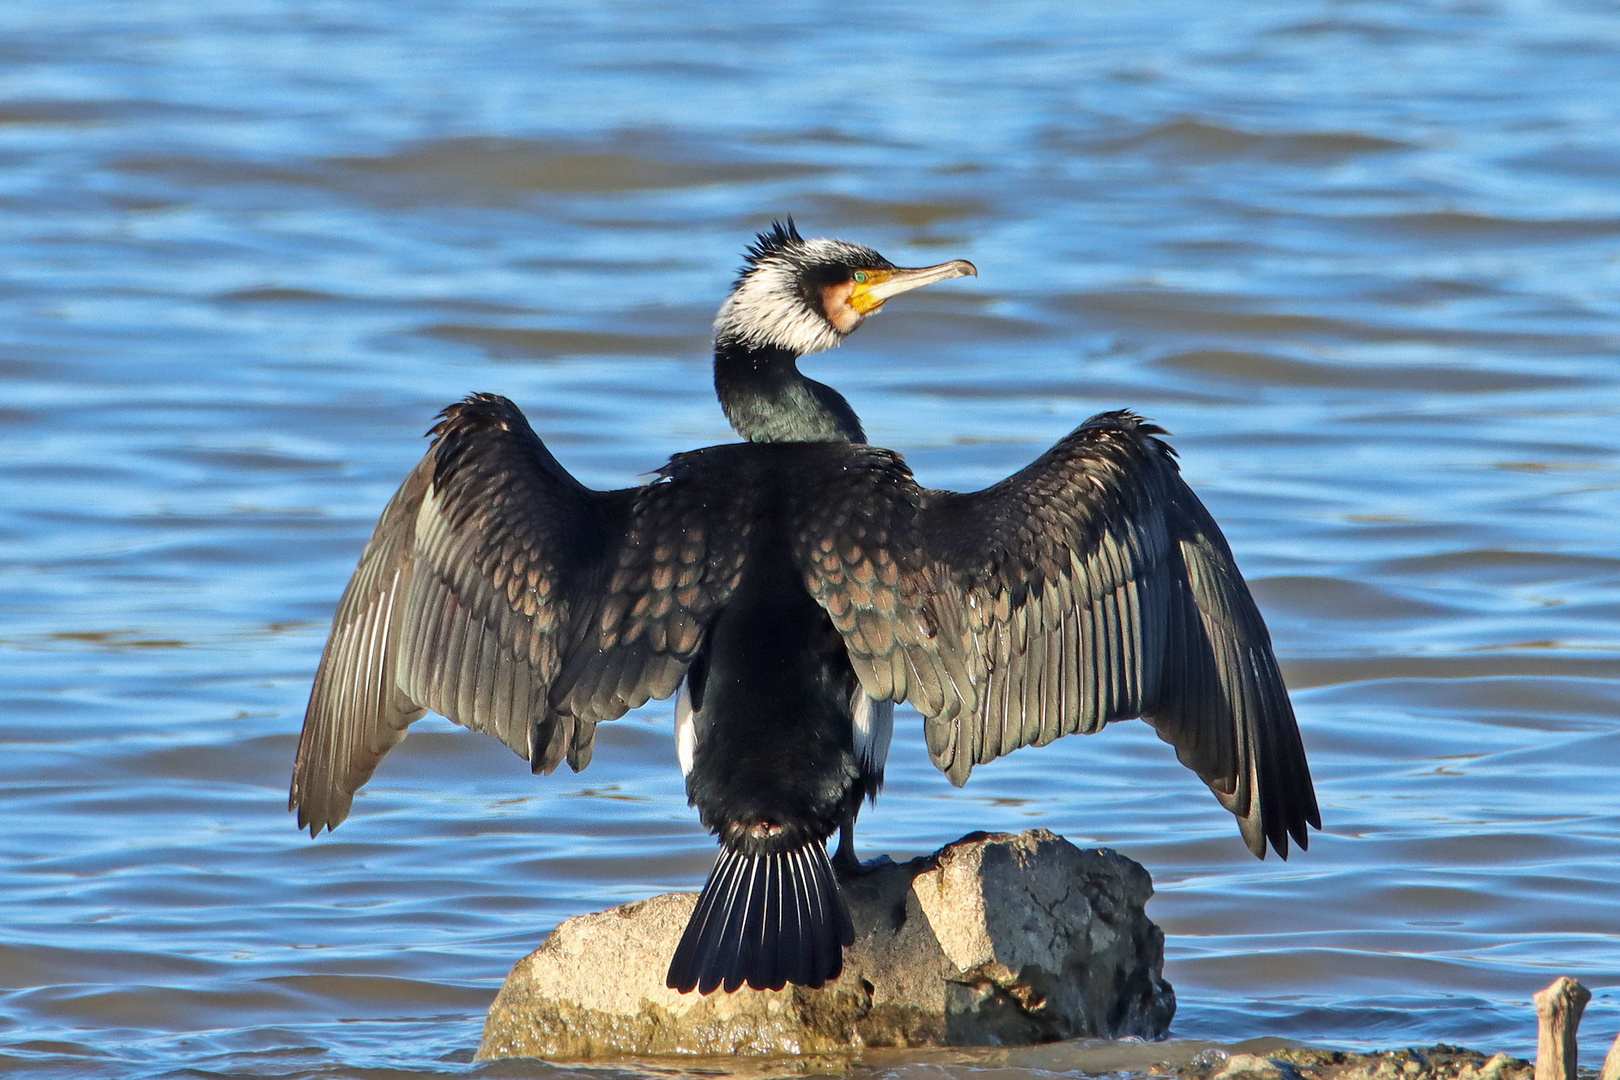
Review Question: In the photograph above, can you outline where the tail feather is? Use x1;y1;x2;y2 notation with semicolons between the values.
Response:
798;846;843;980
666;841;853;994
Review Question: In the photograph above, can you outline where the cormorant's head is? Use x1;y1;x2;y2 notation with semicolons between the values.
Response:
715;219;977;356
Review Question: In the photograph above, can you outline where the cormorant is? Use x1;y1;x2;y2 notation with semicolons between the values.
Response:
291;220;1320;998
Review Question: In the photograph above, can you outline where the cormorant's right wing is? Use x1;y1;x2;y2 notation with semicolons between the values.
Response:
291;394;754;835
794;412;1319;859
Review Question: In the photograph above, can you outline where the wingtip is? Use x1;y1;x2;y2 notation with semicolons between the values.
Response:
289;790;345;839
292;807;323;839
1249;805;1322;861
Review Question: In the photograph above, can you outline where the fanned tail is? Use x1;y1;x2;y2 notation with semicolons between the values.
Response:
665;841;853;994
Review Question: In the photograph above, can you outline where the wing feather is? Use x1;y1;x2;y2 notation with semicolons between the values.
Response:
291;394;753;834
794;411;1319;859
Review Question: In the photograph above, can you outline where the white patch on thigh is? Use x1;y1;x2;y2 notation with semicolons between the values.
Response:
675;676;701;778
851;693;893;779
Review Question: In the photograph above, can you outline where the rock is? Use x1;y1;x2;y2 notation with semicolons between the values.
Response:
1215;1054;1308;1080
478;828;1175;1059
1186;1047;1534;1080
1478;1052;1532;1080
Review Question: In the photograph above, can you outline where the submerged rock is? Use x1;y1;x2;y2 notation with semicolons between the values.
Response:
478;828;1174;1059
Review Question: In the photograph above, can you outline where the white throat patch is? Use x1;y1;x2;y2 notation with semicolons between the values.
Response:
713;238;858;356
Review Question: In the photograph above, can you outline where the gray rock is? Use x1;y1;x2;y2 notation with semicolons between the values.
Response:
478;828;1175;1059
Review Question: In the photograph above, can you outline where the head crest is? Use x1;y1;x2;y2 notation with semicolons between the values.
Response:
741;218;805;272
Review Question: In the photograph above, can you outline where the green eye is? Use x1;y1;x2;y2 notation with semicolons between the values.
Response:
853;271;868;284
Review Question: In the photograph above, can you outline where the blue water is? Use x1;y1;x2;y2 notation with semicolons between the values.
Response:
2;3;1618;1077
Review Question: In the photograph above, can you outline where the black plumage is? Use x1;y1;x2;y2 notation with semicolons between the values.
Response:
291;222;1320;996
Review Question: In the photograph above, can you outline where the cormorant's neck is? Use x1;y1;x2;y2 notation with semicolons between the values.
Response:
713;338;865;444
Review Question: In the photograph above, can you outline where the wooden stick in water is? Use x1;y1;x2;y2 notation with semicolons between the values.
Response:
1533;977;1590;1080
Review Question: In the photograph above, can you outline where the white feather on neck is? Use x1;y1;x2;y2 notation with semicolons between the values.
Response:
713;240;856;357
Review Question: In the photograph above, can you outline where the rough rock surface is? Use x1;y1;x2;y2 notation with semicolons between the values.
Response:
1188;1046;1534;1080
478;829;1174;1059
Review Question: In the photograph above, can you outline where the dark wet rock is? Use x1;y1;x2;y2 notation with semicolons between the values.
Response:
477;829;1174;1059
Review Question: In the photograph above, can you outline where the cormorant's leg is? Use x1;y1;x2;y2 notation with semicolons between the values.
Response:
832;820;860;877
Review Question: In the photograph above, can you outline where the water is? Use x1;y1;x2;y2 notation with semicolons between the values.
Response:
2;2;1618;1077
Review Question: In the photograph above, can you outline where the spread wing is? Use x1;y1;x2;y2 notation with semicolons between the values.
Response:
291;394;753;835
795;412;1319;859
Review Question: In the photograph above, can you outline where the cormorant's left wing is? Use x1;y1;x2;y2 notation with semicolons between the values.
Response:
793;412;1319;859
291;394;754;835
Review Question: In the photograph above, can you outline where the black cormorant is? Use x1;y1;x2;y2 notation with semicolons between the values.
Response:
290;220;1320;998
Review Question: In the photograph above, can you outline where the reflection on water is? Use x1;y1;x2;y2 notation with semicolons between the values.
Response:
1;2;1618;1078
